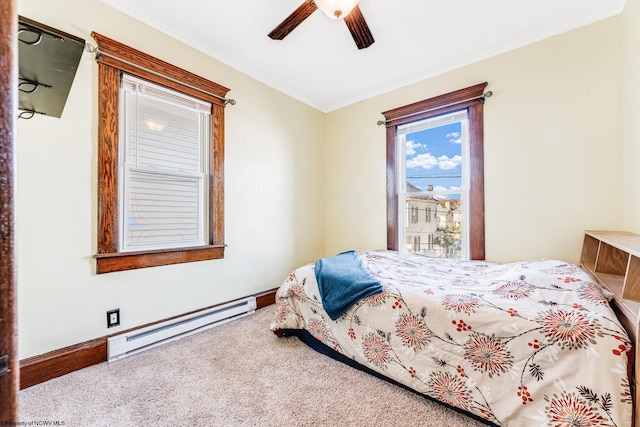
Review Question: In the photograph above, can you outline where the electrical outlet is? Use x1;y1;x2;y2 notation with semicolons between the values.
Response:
107;309;120;328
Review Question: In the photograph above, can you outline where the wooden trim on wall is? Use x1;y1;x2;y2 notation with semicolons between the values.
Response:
468;103;486;261
20;339;106;390
95;245;226;274
255;287;278;309
385;125;398;251
91;32;230;105
19;288;278;389
211;103;225;246
96;63;120;255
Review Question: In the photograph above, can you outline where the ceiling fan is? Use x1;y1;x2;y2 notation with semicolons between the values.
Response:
268;0;375;50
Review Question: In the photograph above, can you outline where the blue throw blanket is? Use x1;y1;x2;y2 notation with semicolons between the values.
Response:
315;250;383;320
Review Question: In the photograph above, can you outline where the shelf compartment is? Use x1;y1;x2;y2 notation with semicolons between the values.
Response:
580;234;599;272
595;241;629;276
623;255;640;301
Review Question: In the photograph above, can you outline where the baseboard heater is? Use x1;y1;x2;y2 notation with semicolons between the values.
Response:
107;296;257;362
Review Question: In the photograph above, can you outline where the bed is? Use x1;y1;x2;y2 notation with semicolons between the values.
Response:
270;250;633;427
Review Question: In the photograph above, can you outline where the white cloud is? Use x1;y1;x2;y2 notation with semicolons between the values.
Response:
437;154;462;170
406;139;425;156
407;152;438;169
447;132;462;144
407;153;461;170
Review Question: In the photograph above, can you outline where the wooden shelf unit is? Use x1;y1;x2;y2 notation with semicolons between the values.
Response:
581;231;640;333
580;230;640;425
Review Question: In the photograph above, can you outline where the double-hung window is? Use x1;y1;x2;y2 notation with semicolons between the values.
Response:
382;83;488;260
396;110;470;259
93;33;230;273
120;75;210;251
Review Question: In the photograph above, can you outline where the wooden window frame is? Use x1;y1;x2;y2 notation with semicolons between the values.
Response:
93;33;230;273
382;83;487;260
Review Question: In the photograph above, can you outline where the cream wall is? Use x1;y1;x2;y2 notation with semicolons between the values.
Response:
16;0;327;358
16;1;634;359
325;15;625;263
622;0;640;233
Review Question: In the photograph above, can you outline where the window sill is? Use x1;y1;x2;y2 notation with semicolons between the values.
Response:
94;245;225;274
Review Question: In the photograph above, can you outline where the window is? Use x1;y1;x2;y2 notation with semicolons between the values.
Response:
410;205;419;224
382;83;487;260
120;75;211;251
398;111;468;258
93;33;231;273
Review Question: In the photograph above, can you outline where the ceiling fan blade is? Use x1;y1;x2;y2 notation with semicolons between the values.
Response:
268;1;318;40
344;5;375;49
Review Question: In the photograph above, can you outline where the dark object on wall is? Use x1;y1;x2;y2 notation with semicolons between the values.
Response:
18;16;85;119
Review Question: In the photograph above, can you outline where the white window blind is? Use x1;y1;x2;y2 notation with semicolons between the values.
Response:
119;74;211;251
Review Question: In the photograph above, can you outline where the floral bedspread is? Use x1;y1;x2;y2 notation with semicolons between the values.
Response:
270;250;633;427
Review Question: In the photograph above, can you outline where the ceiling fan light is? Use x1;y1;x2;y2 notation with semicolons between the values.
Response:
314;0;360;20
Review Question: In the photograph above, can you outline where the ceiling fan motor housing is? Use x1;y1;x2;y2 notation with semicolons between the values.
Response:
314;0;360;20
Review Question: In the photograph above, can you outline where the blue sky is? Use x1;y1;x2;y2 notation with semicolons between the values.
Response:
405;121;462;198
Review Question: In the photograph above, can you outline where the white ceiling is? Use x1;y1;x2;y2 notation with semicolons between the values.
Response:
99;0;626;112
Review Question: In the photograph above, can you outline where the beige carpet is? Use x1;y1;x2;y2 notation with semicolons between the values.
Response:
20;305;487;427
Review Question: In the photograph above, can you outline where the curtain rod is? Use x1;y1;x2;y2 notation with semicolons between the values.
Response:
85;43;236;106
377;91;492;126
